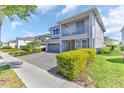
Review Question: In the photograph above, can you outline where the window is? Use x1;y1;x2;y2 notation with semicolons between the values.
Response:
53;29;56;35
76;21;84;34
53;28;60;35
82;39;88;48
76;39;81;49
56;29;59;34
85;18;89;33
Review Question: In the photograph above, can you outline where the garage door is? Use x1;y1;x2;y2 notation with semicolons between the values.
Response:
48;44;59;53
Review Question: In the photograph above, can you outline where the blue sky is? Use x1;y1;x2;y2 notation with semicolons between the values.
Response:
1;5;124;42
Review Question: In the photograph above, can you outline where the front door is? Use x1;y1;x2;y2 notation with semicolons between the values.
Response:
70;40;75;50
82;39;89;48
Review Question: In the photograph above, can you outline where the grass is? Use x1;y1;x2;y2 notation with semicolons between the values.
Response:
85;45;124;88
0;65;25;88
0;56;3;59
0;48;21;53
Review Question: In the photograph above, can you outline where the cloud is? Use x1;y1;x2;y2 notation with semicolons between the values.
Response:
102;6;124;34
22;30;50;37
11;21;22;29
57;5;79;17
101;6;124;41
38;5;58;14
22;30;34;37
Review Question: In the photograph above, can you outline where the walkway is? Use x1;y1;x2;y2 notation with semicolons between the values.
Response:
0;52;82;88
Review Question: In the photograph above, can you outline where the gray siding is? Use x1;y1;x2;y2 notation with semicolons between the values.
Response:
93;17;104;48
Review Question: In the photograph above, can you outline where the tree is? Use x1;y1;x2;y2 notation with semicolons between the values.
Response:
21;41;41;53
28;40;41;49
0;5;37;46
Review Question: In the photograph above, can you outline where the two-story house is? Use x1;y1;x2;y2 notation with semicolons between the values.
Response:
45;8;106;53
16;37;35;48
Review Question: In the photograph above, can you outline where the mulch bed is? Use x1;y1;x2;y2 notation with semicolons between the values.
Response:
75;72;96;88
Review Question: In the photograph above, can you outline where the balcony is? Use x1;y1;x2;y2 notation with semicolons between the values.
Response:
62;30;85;37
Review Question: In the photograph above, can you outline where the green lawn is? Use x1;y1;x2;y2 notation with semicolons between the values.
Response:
85;46;124;88
0;48;21;53
0;65;25;88
0;56;3;59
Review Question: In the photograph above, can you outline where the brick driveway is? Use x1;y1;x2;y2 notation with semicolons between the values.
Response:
17;52;57;71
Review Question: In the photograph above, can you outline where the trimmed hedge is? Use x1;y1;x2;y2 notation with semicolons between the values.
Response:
56;48;96;80
33;48;42;53
9;50;30;57
99;47;111;54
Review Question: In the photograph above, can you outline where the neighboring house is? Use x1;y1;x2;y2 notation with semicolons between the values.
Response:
34;33;50;48
104;37;120;47
16;37;34;48
45;8;106;53
1;42;8;47
8;40;17;48
35;33;50;42
121;26;124;45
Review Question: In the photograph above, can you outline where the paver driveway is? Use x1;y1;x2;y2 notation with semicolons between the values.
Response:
17;52;57;71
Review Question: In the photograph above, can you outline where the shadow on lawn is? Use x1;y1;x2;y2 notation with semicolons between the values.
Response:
107;58;124;64
0;65;10;71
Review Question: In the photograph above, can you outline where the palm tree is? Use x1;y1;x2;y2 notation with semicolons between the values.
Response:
0;5;37;47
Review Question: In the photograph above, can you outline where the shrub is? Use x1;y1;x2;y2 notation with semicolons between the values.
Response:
121;46;124;51
9;50;30;57
21;45;33;53
42;47;46;51
33;48;42;53
56;48;96;80
2;46;12;49
99;47;111;54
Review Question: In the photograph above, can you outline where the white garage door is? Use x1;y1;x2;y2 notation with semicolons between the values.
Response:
48;44;59;53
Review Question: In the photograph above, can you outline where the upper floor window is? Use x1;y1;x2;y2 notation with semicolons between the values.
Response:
53;28;60;35
76;21;84;34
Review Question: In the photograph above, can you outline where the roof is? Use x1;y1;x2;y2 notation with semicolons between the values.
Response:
58;8;106;32
34;33;50;38
2;42;8;44
8;40;17;43
49;25;59;30
104;37;120;45
16;37;35;41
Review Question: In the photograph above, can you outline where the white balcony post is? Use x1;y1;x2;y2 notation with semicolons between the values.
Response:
46;43;48;52
89;13;94;48
59;24;62;52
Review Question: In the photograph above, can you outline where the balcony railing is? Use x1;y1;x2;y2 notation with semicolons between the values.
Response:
62;31;85;36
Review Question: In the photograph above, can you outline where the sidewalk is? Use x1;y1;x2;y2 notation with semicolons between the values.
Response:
0;52;82;88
